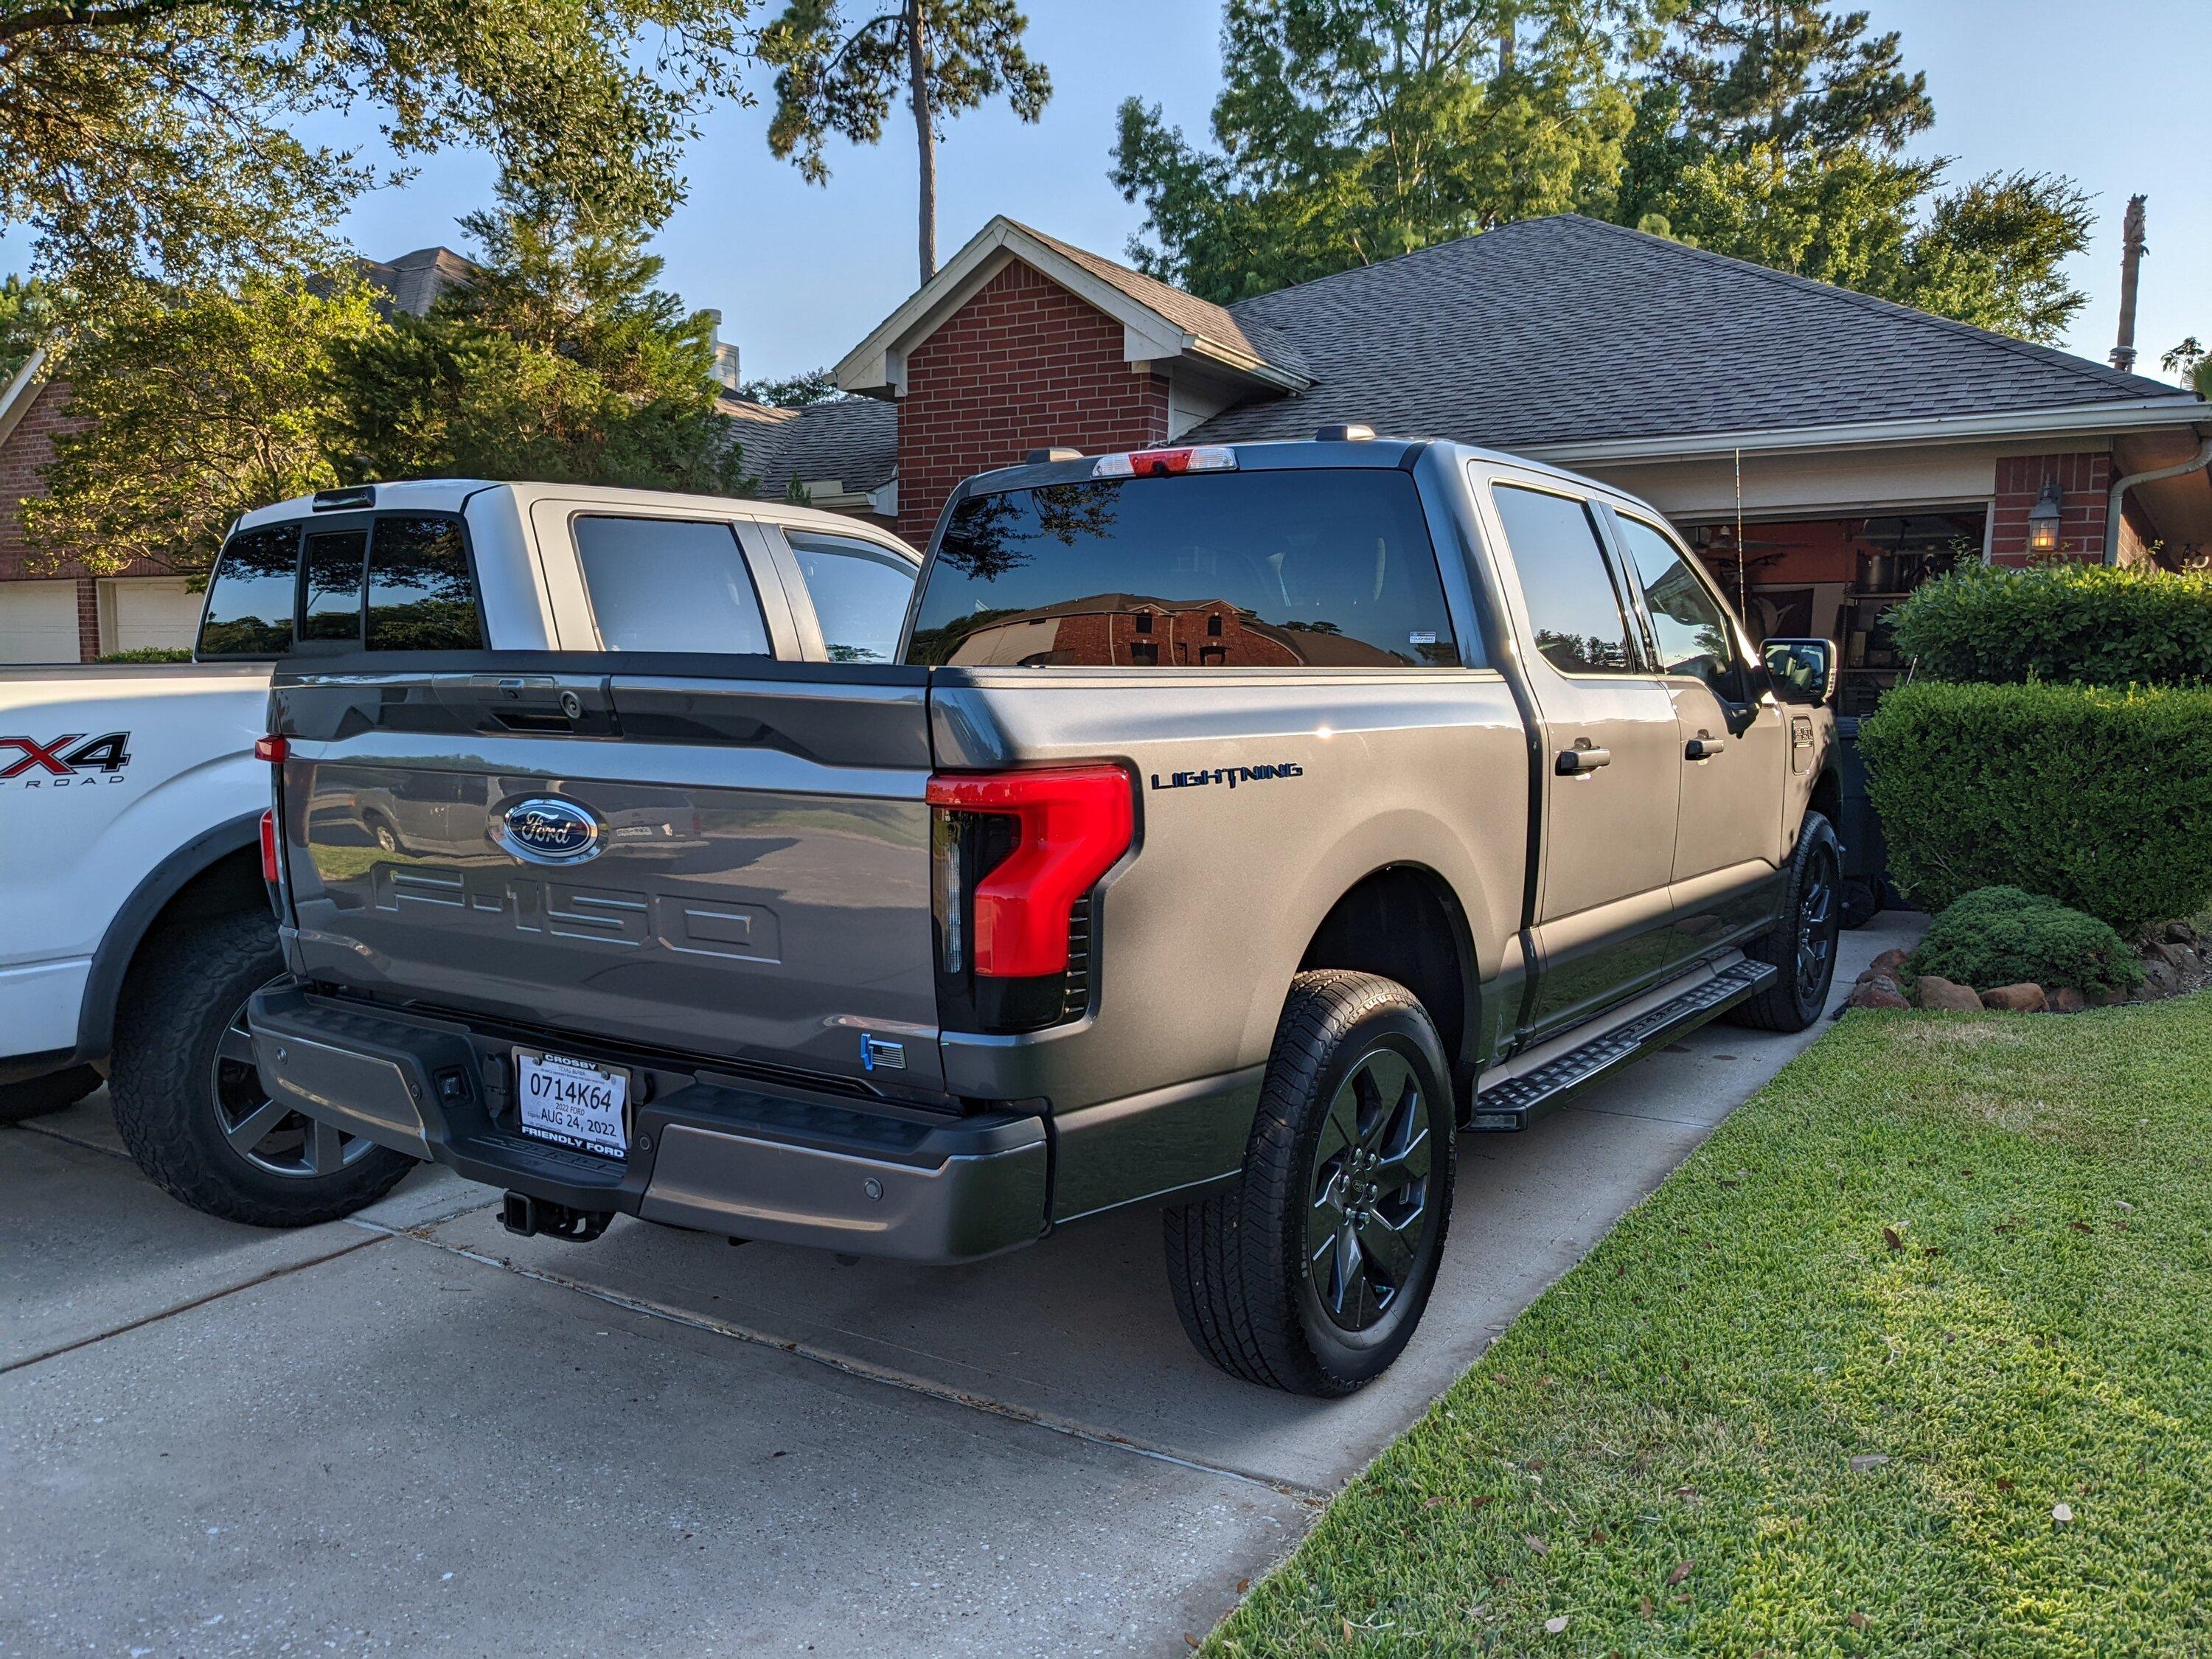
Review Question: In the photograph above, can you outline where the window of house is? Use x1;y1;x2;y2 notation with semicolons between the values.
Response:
197;525;300;656
1206;612;1223;636
574;516;770;655
1614;515;1739;696
785;532;916;664
1491;486;1639;675
1128;640;1159;665
366;518;482;651
1134;611;1153;634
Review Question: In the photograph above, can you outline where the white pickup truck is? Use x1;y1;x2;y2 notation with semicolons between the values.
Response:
1;480;919;1224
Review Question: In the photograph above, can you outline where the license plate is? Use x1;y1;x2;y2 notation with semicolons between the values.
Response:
515;1049;630;1160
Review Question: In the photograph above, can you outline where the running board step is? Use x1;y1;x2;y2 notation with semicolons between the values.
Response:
1468;960;1779;1132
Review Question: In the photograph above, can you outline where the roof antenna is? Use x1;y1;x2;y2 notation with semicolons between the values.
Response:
2111;194;2147;373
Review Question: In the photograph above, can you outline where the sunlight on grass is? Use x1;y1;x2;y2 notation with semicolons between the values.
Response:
1209;998;2212;1656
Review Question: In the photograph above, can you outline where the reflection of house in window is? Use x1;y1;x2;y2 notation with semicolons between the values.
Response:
1134;611;1153;634
1200;645;1225;666
1128;641;1158;665
1206;612;1222;636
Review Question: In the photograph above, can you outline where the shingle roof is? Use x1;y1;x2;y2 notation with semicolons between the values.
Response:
1190;215;2189;449
1011;222;1310;382
356;246;473;319
720;395;897;498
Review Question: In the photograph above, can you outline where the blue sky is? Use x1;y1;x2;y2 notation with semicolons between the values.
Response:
8;1;2205;386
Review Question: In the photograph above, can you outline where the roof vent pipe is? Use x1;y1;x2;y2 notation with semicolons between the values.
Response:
2111;195;2147;374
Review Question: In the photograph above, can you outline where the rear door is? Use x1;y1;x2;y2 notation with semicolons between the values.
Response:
1483;479;1683;1034
275;506;941;1091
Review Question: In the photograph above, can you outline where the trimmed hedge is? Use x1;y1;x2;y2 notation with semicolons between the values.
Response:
1857;679;2212;932
96;647;192;663
1907;886;2142;997
1888;560;2212;686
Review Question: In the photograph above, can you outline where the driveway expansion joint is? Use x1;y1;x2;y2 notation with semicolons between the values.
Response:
361;1218;1334;1503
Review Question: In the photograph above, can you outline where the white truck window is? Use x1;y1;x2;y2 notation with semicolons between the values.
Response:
198;526;299;657
572;516;770;655
787;533;914;664
366;518;481;651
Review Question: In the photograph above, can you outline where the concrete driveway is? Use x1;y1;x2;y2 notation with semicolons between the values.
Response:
4;914;1920;1657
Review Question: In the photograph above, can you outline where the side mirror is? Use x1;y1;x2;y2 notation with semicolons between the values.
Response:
1762;637;1836;706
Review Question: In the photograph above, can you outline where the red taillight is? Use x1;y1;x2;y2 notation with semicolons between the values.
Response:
254;734;288;763
259;810;279;884
1091;445;1237;479
925;765;1133;978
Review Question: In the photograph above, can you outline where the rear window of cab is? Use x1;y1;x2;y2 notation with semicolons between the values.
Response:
908;469;1467;669
197;514;484;657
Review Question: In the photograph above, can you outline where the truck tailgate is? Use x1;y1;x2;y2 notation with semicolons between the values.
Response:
273;664;942;1091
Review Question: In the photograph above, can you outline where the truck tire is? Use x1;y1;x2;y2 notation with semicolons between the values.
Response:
110;908;413;1227
1728;811;1844;1033
1164;970;1455;1397
0;1063;101;1124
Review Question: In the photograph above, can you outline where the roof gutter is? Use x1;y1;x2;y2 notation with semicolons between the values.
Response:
2106;436;2212;566
1523;395;2211;467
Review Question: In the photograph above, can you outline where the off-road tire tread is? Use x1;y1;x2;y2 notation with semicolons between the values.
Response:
1729;811;1841;1032
109;908;411;1226
1164;970;1450;1397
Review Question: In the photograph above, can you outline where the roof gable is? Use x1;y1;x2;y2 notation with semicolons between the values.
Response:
1193;215;2199;452
836;215;1310;398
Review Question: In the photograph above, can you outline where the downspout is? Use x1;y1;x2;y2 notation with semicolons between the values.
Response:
2107;437;2212;566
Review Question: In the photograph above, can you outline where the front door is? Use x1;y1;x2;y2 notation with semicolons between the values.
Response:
1608;512;1790;950
1486;481;1683;1036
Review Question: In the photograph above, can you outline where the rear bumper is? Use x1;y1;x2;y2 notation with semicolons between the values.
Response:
246;985;1049;1264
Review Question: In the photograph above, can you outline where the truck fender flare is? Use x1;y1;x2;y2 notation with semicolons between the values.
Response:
73;810;265;1065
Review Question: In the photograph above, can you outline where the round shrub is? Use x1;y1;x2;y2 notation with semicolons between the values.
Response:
1857;680;2212;931
1907;887;2142;997
1888;560;2212;688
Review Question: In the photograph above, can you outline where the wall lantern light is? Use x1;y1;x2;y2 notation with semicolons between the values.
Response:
2026;479;2064;554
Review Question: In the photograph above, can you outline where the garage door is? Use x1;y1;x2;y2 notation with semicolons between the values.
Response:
103;577;204;654
0;579;83;664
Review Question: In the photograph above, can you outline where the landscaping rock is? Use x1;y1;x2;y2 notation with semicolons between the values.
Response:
2141;957;2181;999
1913;975;1983;1012
1980;982;2048;1012
1868;947;1912;978
2147;939;2193;973
1848;977;1910;1011
2048;987;2086;1014
2164;919;2197;946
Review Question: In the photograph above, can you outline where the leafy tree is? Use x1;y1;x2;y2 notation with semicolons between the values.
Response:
759;0;1052;282
740;366;849;406
2164;338;2211;400
1615;1;2090;341
1110;0;1652;304
24;272;386;577
0;274;57;383
0;1;748;305
325;179;754;495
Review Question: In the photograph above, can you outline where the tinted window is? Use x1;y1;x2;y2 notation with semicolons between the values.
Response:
574;516;770;655
1615;515;1736;693
197;526;299;656
299;529;368;643
909;470;1464;669
366;517;481;651
1492;486;1638;675
788;534;914;664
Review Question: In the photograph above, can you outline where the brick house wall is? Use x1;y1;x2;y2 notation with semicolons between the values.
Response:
895;260;1169;545
0;375;100;660
1989;451;2110;565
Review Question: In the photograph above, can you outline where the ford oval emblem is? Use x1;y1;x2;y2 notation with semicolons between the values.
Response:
498;797;601;864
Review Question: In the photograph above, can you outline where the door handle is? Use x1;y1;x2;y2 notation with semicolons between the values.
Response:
1686;737;1726;760
1555;746;1612;776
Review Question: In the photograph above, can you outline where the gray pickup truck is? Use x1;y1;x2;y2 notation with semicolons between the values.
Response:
250;434;1843;1395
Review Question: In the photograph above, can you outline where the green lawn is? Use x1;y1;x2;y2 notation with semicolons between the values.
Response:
1211;997;2212;1656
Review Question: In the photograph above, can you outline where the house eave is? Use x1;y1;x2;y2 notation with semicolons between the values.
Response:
0;345;52;450
1521;396;2211;467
